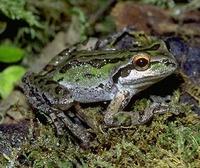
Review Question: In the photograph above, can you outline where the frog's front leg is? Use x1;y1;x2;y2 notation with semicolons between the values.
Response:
104;91;168;127
104;90;133;126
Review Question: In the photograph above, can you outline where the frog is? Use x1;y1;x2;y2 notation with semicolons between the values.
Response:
22;29;177;147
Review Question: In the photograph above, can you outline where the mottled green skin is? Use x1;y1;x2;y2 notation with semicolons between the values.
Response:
53;50;127;88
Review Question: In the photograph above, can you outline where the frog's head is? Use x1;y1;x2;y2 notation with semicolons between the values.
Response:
115;41;178;92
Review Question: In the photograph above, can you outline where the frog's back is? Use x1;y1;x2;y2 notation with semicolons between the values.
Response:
51;50;128;103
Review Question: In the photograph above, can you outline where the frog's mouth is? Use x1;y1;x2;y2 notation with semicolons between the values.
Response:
121;76;164;90
129;75;165;85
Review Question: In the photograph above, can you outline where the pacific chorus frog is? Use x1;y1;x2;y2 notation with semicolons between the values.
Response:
22;28;177;147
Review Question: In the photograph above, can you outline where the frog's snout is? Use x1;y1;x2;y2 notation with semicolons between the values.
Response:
162;58;177;67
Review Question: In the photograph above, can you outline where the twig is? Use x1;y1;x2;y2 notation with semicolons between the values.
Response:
88;0;117;26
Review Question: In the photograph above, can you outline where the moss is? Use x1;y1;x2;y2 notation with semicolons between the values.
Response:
1;89;200;167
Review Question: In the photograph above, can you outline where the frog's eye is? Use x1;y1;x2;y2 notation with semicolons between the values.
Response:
132;53;150;71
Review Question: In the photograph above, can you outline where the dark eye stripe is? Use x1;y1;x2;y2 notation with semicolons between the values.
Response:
112;64;133;83
112;59;161;83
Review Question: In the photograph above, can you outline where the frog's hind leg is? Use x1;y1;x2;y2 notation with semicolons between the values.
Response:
42;101;92;146
54;110;92;147
48;110;65;135
39;105;92;147
23;74;90;146
37;104;92;147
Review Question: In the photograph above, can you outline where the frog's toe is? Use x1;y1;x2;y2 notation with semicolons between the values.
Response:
54;121;65;136
150;95;171;104
104;109;155;127
49;112;65;135
68;123;93;146
105;112;140;127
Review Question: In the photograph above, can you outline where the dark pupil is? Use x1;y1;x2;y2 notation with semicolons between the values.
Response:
136;58;148;67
